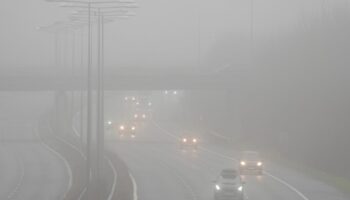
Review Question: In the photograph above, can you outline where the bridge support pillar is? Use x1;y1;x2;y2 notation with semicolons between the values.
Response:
54;90;72;136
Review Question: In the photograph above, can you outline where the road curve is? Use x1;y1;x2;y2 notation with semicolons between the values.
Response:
0;121;69;200
106;122;349;200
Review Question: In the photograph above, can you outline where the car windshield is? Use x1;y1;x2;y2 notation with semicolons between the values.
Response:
221;170;237;179
242;152;259;160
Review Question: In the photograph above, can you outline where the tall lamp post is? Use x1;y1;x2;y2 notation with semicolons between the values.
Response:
45;1;137;198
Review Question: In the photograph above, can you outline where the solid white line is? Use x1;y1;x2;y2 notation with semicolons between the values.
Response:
129;172;138;200
208;130;231;141
264;171;309;200
106;157;118;200
7;155;25;199
36;125;72;200
153;121;310;200
48;125;86;160
47;123;89;200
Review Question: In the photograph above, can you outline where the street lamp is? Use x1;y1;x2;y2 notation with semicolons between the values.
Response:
45;1;137;198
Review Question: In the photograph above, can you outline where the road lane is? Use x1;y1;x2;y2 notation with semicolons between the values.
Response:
107;122;322;200
0;121;68;200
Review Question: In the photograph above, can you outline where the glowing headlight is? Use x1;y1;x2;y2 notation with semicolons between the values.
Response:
173;91;177;95
132;97;136;101
124;97;128;101
237;186;243;192
120;125;125;130
182;138;187;143
257;162;262;166
131;126;136;130
142;114;146;118
107;121;112;125
215;184;221;191
240;161;246;166
134;114;138;118
192;138;197;143
136;102;140;105
164;90;168;94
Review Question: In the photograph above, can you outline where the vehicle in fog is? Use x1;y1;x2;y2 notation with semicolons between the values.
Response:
134;96;152;109
239;151;263;175
213;169;245;200
179;134;198;151
133;110;150;122
116;122;137;138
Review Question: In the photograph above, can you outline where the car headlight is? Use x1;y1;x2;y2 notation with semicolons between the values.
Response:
142;114;146;118
132;97;136;101
192;138;197;143
237;186;243;192
131;126;136;130
240;161;246;166
107;121;112;125
182;138;187;143
134;114;138;118
257;162;262;166
124;97;128;101
120;125;125;130
215;184;221;191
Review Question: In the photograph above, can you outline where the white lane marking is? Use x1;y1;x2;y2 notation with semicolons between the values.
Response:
48;124;86;160
72;113;81;138
7;155;25;199
106;157;118;200
152;120;178;139
264;171;309;200
36;125;72;200
47;123;89;200
129;172;138;200
153;122;310;200
147;146;198;200
208;130;231;141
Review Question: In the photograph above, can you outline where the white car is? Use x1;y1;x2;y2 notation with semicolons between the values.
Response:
239;151;263;175
213;169;245;200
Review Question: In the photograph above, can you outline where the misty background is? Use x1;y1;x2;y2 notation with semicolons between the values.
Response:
0;0;349;190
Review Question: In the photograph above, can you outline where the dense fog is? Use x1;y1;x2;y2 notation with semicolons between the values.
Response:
0;0;349;200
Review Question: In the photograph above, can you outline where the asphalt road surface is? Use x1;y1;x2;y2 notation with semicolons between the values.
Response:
107;121;349;200
0;121;69;200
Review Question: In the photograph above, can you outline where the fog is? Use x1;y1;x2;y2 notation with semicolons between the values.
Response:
0;0;349;200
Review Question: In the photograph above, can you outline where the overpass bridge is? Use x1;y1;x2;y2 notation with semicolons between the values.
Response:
0;66;244;91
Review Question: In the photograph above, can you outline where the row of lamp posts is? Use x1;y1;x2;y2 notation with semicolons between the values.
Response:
38;0;138;199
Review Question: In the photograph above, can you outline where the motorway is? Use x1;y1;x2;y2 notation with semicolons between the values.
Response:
0;121;68;200
107;121;349;200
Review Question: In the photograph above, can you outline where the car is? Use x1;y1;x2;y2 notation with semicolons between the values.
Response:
134;96;152;109
180;135;198;150
116;123;137;138
239;151;263;175
213;169;245;200
133;112;147;120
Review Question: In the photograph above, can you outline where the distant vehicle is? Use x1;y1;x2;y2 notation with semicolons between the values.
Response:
213;169;245;200
124;96;137;103
180;135;198;150
133;110;151;122
134;96;152;109
239;151;263;175
116;122;137;138
105;120;113;130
